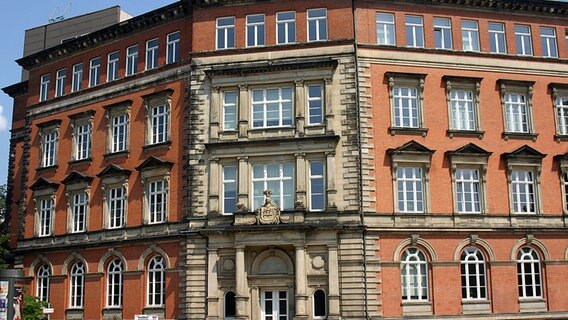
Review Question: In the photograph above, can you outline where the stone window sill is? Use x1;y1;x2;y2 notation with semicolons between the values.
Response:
389;127;428;137
447;129;485;139
143;141;172;151
503;132;538;141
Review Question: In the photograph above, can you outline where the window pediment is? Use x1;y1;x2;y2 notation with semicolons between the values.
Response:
446;143;491;157
62;171;94;185
136;156;174;172
504;145;546;163
97;164;132;179
388;140;435;161
30;177;59;191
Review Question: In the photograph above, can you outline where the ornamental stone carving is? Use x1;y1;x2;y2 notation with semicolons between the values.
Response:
257;190;281;225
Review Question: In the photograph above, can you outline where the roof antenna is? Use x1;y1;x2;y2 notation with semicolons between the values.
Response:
49;1;72;23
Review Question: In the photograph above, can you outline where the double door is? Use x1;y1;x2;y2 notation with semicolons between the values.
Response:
260;289;288;320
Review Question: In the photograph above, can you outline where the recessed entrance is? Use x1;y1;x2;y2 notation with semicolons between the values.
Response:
261;289;288;320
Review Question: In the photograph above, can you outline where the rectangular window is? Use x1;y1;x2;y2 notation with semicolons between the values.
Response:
74;123;91;161
556;95;568;135
71;192;87;233
39;198;54;237
396;167;424;213
126;45;138;76
456;169;481;213
39;74;50;102
252;163;294;210
252;87;293;128
148;180;167;224
462;20;480;52
146;39;159;70
540;27;558;58
223;91;238;130
515;25;533;56
72;63;83;93
151;104;169;144
89;57;101;87
504;93;529;133
108;187;125;229
42;130;57;167
376;12;396;46
309;161;325;211
55;68;66;97
489;22;507;54
107;51;120;81
223;166;238;215
450;90;475;130
564;172;568;212
405;15;424;48
217;17;235;50
307;84;324;125
111;114;128;153
307;8;327;42
393;87;419;128
246;14;265;47
434;17;452;50
166;31;180;64
276;11;296;44
511;170;535;214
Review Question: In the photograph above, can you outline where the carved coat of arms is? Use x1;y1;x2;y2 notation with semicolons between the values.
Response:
256;190;281;224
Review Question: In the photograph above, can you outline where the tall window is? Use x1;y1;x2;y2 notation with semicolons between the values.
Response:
396;167;424;213
450;90;475;131
489;22;507;54
107;51;120;81
461;247;487;300
216;17;235;50
223;91;238;130
540;27;558;58
307;84;324;125
511;170;535;214
36;264;50;302
564;172;568;212
434;17;452;50
401;248;428;301
147;256;165;307
393;87;419;128
148;180;167;224
515;25;533;56
72;63;83;92
166;32;180;64
405;15;424;48
556;94;568;135
376;12;396;46
313;289;327;319
41;129;58;167
461;20;480;52
276;11;296;44
107;259;123;307
246;14;265;47
223;166;238;215
146;39;159;70
504;93;529;133
89;57;101;87
252;163;294;210
456;169;481;214
150;104;169;144
40;74;50;102
71;192;87;233
307;8;327;42
39;198;54;237
225;291;236;318
108;187;126;229
55;68;66;97
74;122;92;161
69;262;85;308
309;161;325;211
111;113;128;153
126;45;138;76
252;87;293;128
517;247;542;298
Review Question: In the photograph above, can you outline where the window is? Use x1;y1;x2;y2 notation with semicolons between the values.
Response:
444;76;482;133
309;161;325;211
166;31;180;64
108;187;126;229
145;91;172;146
553;87;568;136
99;165;130;229
246;14;265;47
150;104;169;144
223;91;238;130
36;264;50;302
40;126;58;168
455;169;481;214
252;163;294;210
461;20;480;52
517;247;542;298
107;51;120;81
499;80;535;136
55;68;66;97
405;15;424;48
307;84;324;125
515;25;533;56
276;11;296;44
387;73;426;132
147;256;165;307
89;57;101;87
126;45;138;76
39;74;50;102
71;192;88;233
74;122;92;161
107;258;123;307
489;22;507;54
38;198;54;237
313;289;327;319
461;247;487;300
111;114;129;153
401;248;428;301
307;8;327;42
225;291;236;319
72;63;83;92
69;262;85;308
146;39;159;70
563;171;568;213
511;170;536;214
137;156;172;225
396;167;424;213
252;87;293;128
376;12;396;46
223;166;238;214
217;17;235;50
148;180;167;224
541;27;558;58
505;146;544;215
434;17;452;50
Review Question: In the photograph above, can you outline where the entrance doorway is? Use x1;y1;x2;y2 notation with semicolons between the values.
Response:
260;290;288;320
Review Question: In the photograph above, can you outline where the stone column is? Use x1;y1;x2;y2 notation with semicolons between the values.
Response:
328;245;340;318
326;151;337;210
211;86;220;140
295;245;308;318
324;77;334;134
207;249;219;319
235;246;249;319
237;156;249;212
295;153;307;210
209;158;220;214
251;286;259;319
295;80;305;136
238;84;249;138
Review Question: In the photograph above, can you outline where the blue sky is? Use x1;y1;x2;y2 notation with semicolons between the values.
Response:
0;1;176;185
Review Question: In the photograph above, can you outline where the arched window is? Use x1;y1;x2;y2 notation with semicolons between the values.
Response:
147;256;165;307
69;262;85;308
401;247;428;301
461;247;487;300
224;291;236;318
313;289;327;318
36;264;50;302
517;247;542;298
107;258;123;307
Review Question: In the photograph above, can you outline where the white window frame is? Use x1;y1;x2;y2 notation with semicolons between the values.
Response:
434;17;452;50
40;74;50;102
540;27;558;58
444;77;482;133
276;11;296;45
147;180;167;224
126;45;138;76
261;290;288;320
69;262;85;308
517;247;542;299
401;247;428;301
461;20;480;52
387;73;426;131
72;63;83;93
488;22;507;54
55;68;66;97
216;17;235;50
405;15;424;48
70;113;94;162
461;247;487;300
251;87;294;128
147;256;165;307
144;91;173;146
510;169;537;214
309;160;325;211
89;57;101;87
222;166;238;215
455;168;482;214
146;38;159;71
307;8;328;42
107;186;126;229
499;81;535;136
223;90;238;131
36;264;50;302
105;102;131;154
252;163;294;210
70;192;88;233
107;51;120;82
38;197;54;237
307;84;324;125
376;12;396;46
246;14;265;47
515;25;533;56
40;125;59;168
106;258;123;307
166;31;180;64
554;90;568;136
396;167;425;213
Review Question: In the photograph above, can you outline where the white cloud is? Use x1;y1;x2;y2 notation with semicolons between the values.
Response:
0;105;8;132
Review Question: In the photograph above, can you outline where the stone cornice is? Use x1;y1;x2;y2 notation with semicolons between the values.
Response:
2;81;28;97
